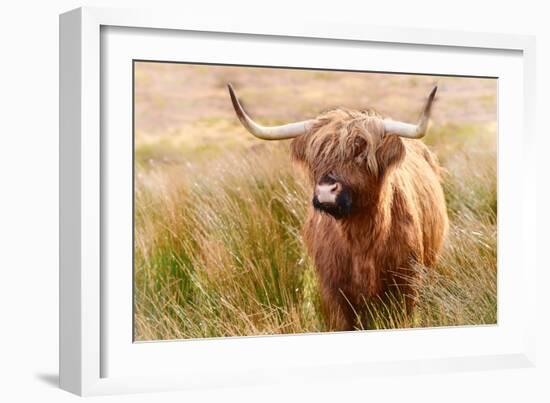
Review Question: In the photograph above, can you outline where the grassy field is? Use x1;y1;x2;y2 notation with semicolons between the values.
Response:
133;63;497;340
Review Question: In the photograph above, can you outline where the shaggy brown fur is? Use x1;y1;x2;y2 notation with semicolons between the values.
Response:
291;108;448;330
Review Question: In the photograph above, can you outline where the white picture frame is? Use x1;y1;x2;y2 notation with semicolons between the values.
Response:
59;6;537;396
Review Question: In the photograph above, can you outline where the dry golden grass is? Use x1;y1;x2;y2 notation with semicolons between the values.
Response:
133;63;497;340
135;147;322;339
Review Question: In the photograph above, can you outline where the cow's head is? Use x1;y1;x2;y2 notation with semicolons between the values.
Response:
228;84;436;219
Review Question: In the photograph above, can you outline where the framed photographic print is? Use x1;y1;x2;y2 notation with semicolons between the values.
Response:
59;7;537;396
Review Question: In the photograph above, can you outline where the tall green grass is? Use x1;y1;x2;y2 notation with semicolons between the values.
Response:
134;123;497;340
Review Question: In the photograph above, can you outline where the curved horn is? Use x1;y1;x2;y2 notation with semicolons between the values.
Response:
228;83;314;140
383;86;438;139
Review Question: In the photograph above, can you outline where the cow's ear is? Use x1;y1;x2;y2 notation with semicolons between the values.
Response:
376;135;406;174
290;135;308;163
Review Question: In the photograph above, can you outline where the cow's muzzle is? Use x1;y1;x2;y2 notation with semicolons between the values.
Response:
312;175;352;219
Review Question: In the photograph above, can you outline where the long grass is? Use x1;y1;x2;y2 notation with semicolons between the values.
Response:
134;123;497;340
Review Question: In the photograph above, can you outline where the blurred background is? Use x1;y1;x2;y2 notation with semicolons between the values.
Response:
134;62;496;165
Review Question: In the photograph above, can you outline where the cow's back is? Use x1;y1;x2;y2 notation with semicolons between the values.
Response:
394;140;448;266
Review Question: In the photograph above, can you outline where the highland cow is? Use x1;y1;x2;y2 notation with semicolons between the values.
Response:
228;84;448;331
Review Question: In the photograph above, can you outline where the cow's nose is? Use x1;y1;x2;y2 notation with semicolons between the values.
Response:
315;182;342;204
